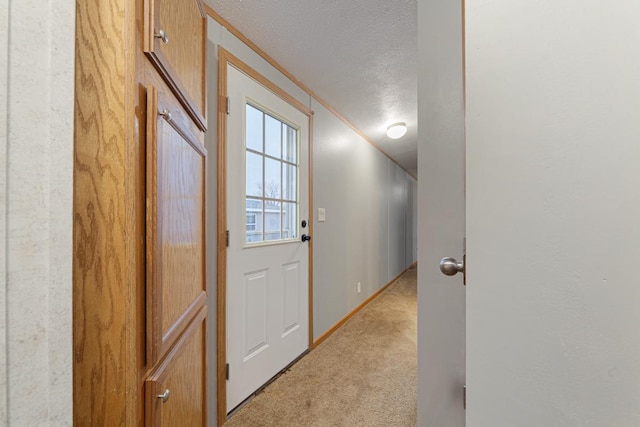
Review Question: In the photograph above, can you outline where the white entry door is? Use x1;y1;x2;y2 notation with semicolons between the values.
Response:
226;64;310;412
465;1;640;425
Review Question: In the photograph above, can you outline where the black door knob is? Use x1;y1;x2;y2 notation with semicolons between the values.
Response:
301;234;311;242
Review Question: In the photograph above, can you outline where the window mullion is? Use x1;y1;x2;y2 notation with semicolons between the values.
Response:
261;111;266;241
280;123;284;238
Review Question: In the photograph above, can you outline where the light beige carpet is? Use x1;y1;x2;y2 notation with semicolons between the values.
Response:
224;266;417;427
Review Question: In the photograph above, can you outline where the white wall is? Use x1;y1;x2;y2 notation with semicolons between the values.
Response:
466;0;640;425
1;0;75;424
206;15;417;423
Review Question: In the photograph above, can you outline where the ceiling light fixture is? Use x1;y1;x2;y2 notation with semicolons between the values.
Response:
386;122;407;139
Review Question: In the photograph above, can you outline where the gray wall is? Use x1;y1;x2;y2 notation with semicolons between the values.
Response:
206;16;417;424
311;102;417;337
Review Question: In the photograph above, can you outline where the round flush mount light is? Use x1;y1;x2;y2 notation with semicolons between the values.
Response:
386;122;408;139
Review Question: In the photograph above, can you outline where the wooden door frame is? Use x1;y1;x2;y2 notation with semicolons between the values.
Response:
216;47;314;426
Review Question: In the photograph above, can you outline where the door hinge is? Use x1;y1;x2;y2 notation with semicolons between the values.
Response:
226;230;230;247
226;363;230;380
226;96;230;115
463;384;467;409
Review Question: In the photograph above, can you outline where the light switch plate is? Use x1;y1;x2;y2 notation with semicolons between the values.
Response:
318;208;326;222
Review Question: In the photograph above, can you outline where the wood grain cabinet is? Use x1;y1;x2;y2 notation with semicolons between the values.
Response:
146;307;207;427
73;0;208;423
144;0;207;130
144;0;208;424
146;84;207;365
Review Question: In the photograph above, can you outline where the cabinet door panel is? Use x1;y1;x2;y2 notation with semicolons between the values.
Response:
144;0;207;130
146;85;207;364
146;308;207;427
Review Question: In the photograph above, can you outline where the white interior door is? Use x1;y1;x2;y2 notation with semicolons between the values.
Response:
466;1;640;425
226;64;310;412
417;0;466;425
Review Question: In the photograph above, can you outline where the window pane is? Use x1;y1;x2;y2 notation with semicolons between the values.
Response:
246;105;263;152
246;152;263;197
282;202;297;240
264;114;282;159
264;157;282;200
245;198;263;243
246;213;257;230
264;201;281;241
283;124;297;163
283;163;297;202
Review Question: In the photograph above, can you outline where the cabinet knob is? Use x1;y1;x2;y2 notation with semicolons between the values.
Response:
154;29;169;44
157;388;170;403
159;109;172;121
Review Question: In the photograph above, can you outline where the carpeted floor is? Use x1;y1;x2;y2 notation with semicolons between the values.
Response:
224;266;417;427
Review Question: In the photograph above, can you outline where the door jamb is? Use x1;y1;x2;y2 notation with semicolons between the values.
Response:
216;47;314;426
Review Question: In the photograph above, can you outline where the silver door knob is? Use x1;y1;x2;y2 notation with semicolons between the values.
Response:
440;257;464;276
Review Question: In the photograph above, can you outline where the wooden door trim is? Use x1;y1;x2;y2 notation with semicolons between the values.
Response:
216;47;228;427
216;47;314;426
215;47;228;426
220;49;312;116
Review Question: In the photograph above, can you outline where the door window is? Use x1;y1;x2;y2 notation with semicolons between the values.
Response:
245;103;299;244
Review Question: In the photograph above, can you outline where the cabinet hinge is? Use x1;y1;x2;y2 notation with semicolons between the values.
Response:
226;363;230;380
463;384;467;409
226;230;229;247
226;96;230;115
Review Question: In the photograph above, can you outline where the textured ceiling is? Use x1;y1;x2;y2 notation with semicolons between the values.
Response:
205;0;418;177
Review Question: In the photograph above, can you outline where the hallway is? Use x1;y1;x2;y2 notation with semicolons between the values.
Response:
224;266;417;426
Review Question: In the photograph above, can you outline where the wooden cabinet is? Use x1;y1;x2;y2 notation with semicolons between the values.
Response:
145;84;207;365
146;307;207;427
144;0;207;130
73;0;208;424
143;0;208;425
